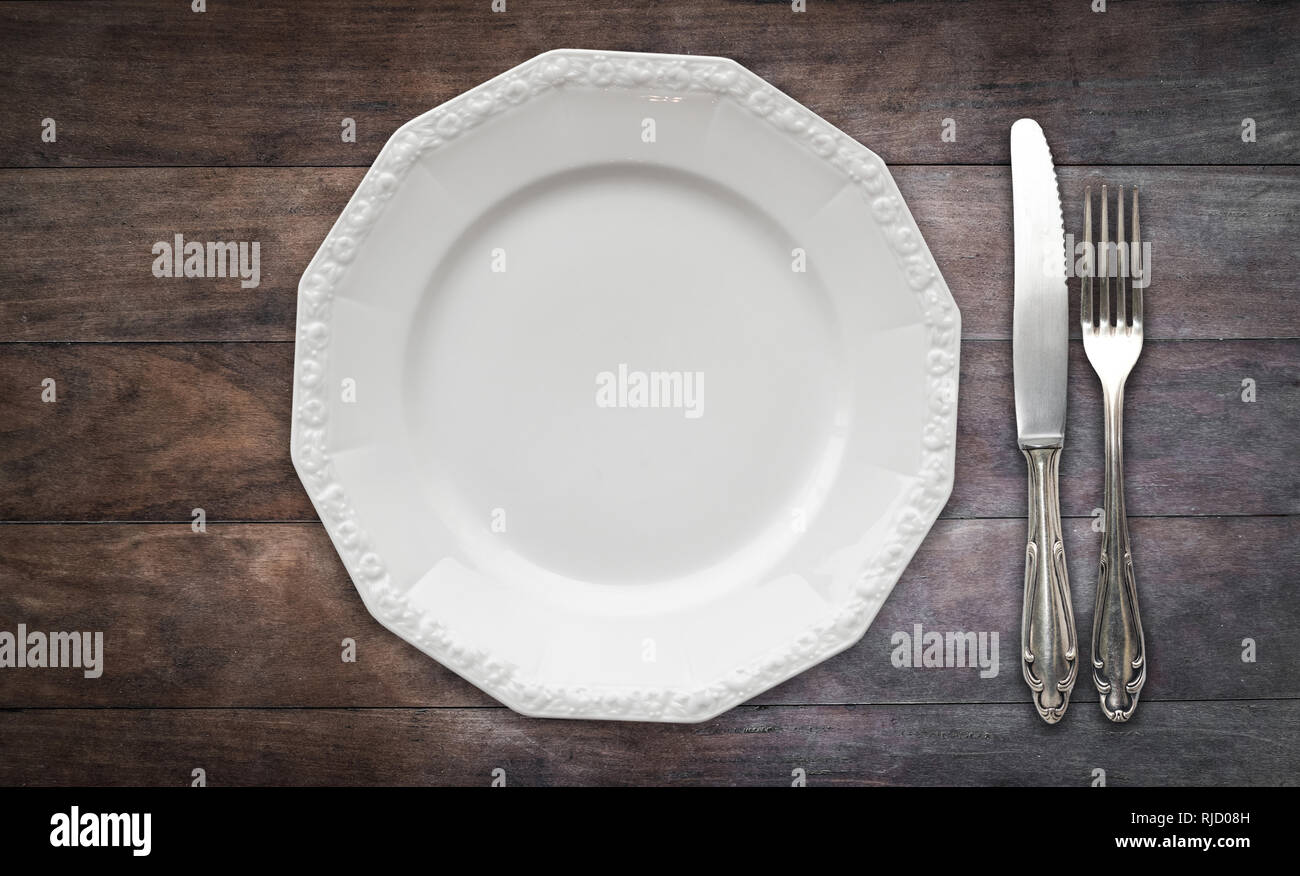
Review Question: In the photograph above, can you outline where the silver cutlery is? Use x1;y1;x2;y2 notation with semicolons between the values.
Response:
1082;184;1148;722
1011;119;1077;724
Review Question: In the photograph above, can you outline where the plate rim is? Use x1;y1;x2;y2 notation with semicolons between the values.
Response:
291;48;962;722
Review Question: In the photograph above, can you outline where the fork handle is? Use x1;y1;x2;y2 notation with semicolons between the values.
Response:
1092;383;1147;721
1020;446;1078;724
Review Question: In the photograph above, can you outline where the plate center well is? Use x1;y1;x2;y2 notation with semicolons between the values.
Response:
403;163;848;585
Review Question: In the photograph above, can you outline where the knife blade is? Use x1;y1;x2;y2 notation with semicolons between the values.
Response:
1012;119;1069;447
1010;118;1077;724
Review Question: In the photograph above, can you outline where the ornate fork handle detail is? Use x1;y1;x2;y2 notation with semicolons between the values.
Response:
1021;446;1078;724
1092;382;1146;721
1082;183;1148;722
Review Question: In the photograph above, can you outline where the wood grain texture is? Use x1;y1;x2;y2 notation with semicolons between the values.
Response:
0;343;299;521
0;702;1293;786
1;0;1296;787
2;166;1297;342
0;517;1293;709
2;1;1296;167
1;340;1294;521
949;339;1300;519
0;168;350;342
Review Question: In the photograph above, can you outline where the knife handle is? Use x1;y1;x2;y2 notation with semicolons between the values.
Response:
1020;446;1077;724
1092;383;1146;722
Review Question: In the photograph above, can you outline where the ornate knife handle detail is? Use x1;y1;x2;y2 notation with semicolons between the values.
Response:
1021;446;1077;724
1092;385;1146;722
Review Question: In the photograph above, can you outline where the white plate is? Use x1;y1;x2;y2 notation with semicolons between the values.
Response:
292;49;960;722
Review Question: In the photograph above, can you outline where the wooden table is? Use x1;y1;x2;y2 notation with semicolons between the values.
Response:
1;0;1296;786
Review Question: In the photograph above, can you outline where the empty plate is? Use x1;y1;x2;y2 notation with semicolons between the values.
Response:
291;49;960;721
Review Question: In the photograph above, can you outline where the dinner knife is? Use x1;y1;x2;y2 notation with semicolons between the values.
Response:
1011;118;1077;724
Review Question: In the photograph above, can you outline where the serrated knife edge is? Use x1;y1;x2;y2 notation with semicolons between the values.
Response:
1011;118;1069;448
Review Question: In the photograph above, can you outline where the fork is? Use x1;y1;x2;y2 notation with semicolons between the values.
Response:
1081;185;1148;722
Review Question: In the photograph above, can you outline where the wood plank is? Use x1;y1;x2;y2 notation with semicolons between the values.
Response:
0;517;1293;708
950;339;1300;519
2;166;1296;342
1;1;1296;167
773;515;1300;707
0;702;1293;786
0;168;351;342
0;343;302;521
0;340;1294;521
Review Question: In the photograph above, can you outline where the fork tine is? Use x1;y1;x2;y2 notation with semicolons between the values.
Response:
1131;187;1143;330
1099;184;1110;326
1115;186;1127;326
1082;187;1093;328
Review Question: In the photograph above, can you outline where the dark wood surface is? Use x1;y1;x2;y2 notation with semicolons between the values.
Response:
1;0;1296;786
3;166;1298;342
1;517;1295;709
2;0;1296;166
2;702;1294;787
